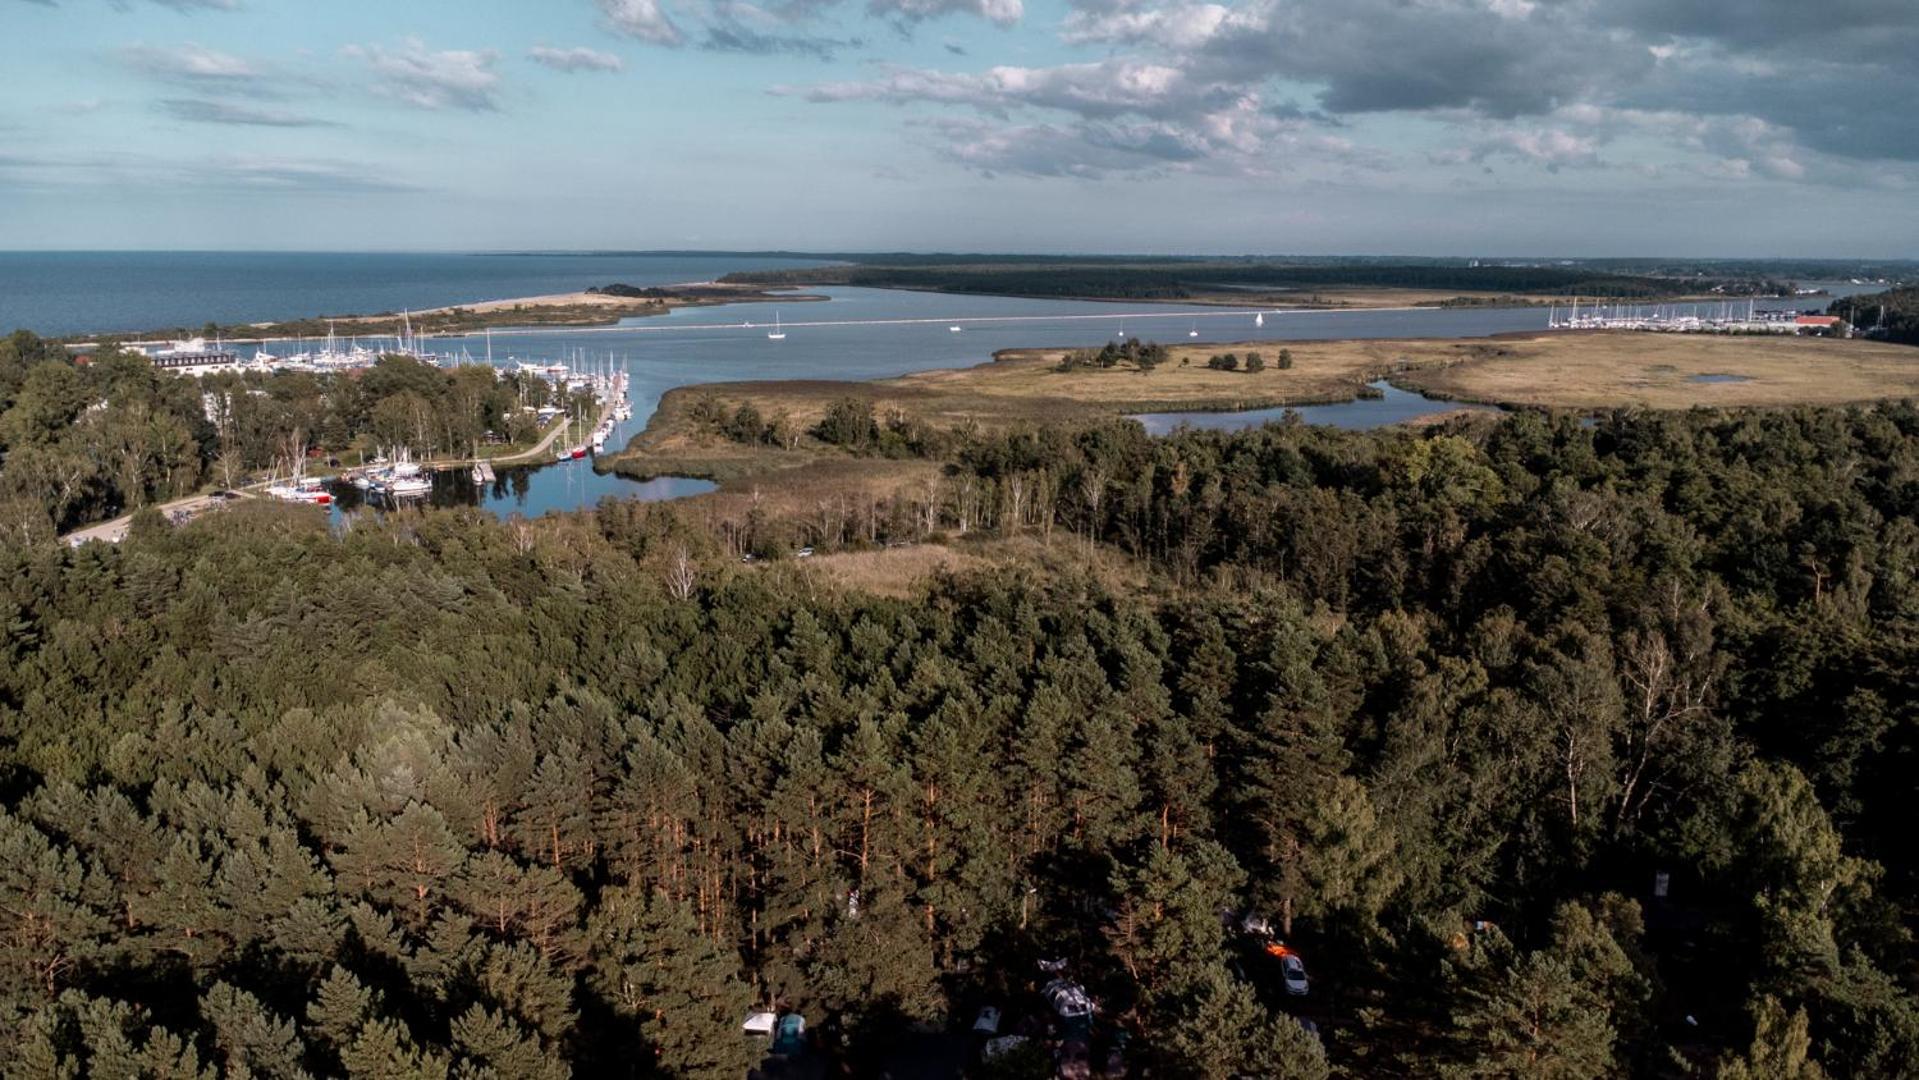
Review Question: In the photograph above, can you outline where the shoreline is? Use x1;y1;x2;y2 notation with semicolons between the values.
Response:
57;282;828;349
56;279;1823;351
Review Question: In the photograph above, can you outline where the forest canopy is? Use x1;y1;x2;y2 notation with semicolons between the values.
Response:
2;397;1917;1077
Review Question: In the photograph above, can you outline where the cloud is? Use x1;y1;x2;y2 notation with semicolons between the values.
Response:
209;156;423;194
784;58;1206;120
701;24;862;58
527;45;626;73
698;3;863;58
927;117;1199;178
344;39;503;111
599;0;685;46
0;149;423;196
120;43;263;87
867;0;1021;28
1440;127;1605;173
157;97;332;127
596;0;1013;53
780;0;1919;186
25;0;239;8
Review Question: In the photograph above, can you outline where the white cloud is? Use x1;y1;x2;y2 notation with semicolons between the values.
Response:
599;0;685;46
528;45;626;73
784;59;1198;120
120;43;260;84
344;39;503;112
867;0;1022;28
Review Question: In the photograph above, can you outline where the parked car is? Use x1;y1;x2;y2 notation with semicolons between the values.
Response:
973;1006;1002;1036
772;1012;807;1056
1044;979;1096;1021
1280;953;1309;996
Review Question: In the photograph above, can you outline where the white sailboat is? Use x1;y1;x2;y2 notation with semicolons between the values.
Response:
1255;311;1265;327
767;311;786;341
1188;320;1200;338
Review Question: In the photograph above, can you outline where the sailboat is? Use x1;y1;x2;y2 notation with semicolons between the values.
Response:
1255;311;1265;328
949;324;963;333
767;312;786;341
1187;320;1200;338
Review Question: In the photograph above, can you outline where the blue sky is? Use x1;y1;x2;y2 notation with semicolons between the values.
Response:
2;0;1915;255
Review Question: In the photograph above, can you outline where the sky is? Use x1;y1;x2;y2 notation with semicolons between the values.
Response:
1;0;1915;256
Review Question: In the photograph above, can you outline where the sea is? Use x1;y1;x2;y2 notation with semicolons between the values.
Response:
0;251;832;339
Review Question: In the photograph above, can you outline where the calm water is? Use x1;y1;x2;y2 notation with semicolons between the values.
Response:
326;465;715;522
334;289;1556;518
0;251;830;337
1131;380;1502;435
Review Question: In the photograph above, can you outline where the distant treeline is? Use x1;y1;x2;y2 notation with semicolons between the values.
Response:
1830;286;1919;345
721;261;1773;301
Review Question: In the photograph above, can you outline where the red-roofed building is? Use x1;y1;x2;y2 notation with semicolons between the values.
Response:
1795;315;1846;336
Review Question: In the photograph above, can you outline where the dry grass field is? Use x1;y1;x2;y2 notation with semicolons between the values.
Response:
630;333;1919;452
1394;332;1919;410
747;534;1154;598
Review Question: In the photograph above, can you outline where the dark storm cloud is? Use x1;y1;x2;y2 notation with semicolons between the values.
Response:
1188;0;1650;119
791;0;1919;181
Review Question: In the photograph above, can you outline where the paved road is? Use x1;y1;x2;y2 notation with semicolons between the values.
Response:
64;489;256;545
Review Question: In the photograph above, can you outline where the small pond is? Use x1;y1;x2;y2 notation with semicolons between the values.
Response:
1130;380;1503;435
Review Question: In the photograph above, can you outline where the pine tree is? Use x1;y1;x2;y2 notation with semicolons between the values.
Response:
0;812;113;1002
448;1005;568;1080
1714;996;1828;1080
584;888;756;1079
1159;966;1328;1080
200;981;310;1080
329;802;469;932
1443;927;1618;1080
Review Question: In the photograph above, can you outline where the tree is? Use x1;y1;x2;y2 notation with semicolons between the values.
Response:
585;888;756;1078
1441;905;1644;1080
1715;996;1828;1080
1278;348;1294;370
1159;966;1328;1079
1243;351;1266;373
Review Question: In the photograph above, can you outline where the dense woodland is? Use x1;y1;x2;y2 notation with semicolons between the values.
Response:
3;375;1918;1077
719;262;1723;302
0;333;574;539
1830;286;1919;345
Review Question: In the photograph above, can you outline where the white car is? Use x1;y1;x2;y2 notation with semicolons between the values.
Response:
1280;953;1309;996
